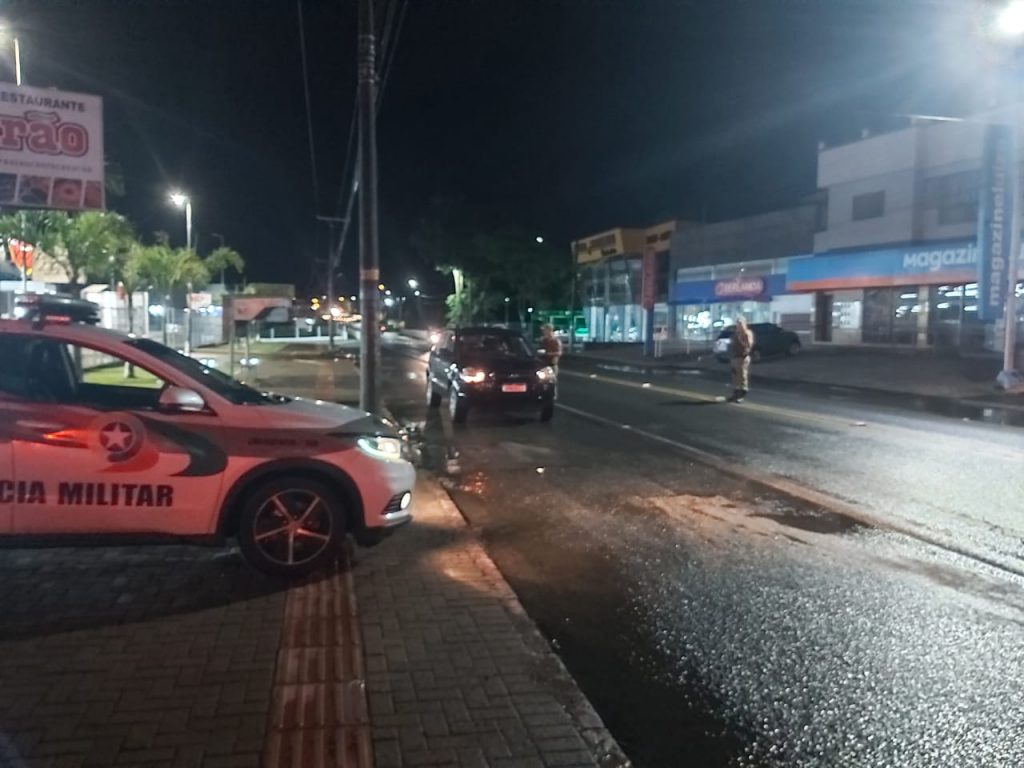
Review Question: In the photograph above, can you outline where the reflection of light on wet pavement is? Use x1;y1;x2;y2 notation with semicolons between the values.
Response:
454;471;488;495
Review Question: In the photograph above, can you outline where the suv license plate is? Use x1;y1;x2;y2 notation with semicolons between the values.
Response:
502;383;527;393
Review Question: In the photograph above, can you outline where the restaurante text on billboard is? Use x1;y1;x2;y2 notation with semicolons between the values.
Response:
0;84;105;211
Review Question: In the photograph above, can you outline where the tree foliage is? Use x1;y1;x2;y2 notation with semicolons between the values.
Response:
129;242;209;297
411;197;569;325
204;246;245;280
0;210;135;296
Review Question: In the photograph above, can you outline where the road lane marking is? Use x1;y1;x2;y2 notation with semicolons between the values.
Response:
561;368;860;429
561;368;1024;459
556;401;1024;580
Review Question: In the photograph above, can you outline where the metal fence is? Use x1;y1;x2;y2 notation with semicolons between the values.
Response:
103;306;224;351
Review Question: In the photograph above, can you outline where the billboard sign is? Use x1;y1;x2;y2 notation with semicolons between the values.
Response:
0;83;105;210
641;247;656;311
976;123;1014;323
714;276;765;299
228;296;292;322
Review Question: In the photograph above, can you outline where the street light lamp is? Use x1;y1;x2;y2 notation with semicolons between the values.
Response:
168;191;192;250
535;236;544;244
0;22;23;86
407;278;419;290
997;1;1024;37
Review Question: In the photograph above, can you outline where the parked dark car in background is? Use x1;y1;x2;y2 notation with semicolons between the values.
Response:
426;327;556;423
714;322;801;363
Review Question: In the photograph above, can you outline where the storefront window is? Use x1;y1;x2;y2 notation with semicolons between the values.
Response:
675;301;771;347
862;286;920;345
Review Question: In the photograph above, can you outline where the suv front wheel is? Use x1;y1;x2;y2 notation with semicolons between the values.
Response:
237;476;346;577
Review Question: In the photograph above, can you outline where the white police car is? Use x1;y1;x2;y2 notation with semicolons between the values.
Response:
0;295;413;577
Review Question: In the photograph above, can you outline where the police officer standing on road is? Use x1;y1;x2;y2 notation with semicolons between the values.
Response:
729;317;754;403
540;324;562;397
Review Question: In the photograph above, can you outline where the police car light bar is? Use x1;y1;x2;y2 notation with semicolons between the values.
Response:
16;294;101;326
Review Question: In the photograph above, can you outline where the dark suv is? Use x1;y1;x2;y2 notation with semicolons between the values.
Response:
426;327;556;423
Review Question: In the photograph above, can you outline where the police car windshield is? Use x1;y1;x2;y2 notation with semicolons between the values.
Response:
127;339;273;405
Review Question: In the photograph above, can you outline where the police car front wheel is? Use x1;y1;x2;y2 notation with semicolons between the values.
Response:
237;477;346;577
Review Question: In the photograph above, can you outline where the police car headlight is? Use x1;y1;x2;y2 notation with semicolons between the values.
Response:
536;366;555;381
357;436;404;462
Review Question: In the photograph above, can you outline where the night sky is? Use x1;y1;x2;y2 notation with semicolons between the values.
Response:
2;0;998;294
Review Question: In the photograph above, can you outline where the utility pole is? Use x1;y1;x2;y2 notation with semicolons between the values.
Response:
358;0;381;413
317;215;345;350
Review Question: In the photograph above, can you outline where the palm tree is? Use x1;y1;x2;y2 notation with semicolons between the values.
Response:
131;241;209;344
204;245;244;287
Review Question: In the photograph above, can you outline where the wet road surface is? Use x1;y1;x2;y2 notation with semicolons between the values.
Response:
379;338;1024;768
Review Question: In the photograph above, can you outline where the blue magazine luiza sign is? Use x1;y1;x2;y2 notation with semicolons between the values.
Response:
976;123;1015;323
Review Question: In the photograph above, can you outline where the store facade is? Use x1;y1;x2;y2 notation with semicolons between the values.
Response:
670;259;813;348
787;240;1024;350
574;221;676;343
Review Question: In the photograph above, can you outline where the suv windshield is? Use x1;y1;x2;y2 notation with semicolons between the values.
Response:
457;332;533;359
128;338;274;405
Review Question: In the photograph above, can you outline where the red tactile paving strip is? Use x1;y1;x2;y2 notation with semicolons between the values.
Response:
262;556;373;768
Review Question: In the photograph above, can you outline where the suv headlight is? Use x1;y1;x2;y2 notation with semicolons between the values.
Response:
460;367;487;383
536;366;556;381
357;436;404;461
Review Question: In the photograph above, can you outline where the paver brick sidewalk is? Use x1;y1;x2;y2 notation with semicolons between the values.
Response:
352;477;630;768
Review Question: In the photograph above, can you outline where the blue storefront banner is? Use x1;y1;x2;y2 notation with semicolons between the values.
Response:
672;273;786;304
786;241;978;292
976;123;1015;323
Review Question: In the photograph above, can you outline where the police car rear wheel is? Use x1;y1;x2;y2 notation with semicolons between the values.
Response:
238;477;345;577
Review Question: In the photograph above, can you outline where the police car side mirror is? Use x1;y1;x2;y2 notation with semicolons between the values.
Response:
158;385;207;414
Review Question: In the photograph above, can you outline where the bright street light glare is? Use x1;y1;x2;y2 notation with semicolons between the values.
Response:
169;191;189;207
414;290;421;297
535;236;544;244
407;278;419;289
350;295;357;301
384;297;395;307
997;1;1024;36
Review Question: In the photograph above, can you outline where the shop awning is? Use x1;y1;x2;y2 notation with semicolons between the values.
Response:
786;241;979;292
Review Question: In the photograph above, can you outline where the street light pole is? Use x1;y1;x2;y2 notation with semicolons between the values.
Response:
995;1;1024;382
170;191;194;354
358;0;381;413
13;35;21;86
1003;110;1021;377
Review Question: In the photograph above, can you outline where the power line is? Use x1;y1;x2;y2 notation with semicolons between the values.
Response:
296;0;320;213
378;0;408;111
331;0;408;270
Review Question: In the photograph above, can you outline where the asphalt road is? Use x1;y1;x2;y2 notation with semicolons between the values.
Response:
381;336;1024;768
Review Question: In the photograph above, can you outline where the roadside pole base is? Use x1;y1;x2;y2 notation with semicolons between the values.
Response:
995;369;1024;393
